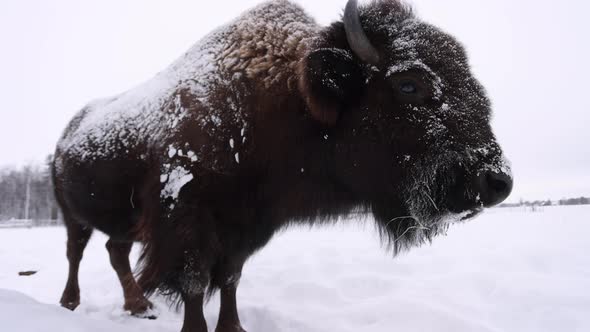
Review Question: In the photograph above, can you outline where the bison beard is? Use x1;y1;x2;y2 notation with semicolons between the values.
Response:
52;1;512;331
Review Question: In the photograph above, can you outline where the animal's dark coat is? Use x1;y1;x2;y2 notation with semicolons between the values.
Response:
53;0;511;330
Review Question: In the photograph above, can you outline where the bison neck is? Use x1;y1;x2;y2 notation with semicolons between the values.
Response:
248;92;367;228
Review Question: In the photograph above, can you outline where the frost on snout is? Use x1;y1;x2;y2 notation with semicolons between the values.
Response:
402;141;512;221
467;145;513;208
387;144;512;253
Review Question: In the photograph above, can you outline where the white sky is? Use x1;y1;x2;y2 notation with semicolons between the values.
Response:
0;0;588;202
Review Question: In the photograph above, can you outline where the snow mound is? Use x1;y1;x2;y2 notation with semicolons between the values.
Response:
0;289;123;332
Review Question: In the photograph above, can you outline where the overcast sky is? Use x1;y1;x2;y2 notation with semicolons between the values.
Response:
0;0;588;202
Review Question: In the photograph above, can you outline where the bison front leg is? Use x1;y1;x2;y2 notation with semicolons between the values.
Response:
216;282;246;332
214;258;247;332
177;249;213;332
181;293;208;332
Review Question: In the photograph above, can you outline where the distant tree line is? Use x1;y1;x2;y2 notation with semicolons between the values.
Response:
499;197;590;208
557;197;590;206
0;155;59;221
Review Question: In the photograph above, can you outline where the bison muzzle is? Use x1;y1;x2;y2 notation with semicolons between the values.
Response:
53;1;513;331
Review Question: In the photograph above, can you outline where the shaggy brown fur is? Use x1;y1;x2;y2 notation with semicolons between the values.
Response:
53;1;512;331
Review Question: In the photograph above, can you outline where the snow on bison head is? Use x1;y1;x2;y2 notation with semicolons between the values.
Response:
298;0;512;251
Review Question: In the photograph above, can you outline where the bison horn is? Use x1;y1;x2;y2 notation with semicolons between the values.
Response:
343;0;380;66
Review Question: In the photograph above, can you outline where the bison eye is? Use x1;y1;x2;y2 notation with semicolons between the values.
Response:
388;72;431;105
399;81;417;94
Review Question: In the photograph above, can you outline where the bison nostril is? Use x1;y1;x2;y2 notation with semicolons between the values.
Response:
476;171;513;207
487;173;508;192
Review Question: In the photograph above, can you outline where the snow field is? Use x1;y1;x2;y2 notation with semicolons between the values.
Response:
0;205;589;332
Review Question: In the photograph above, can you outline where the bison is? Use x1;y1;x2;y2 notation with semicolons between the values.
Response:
53;0;513;331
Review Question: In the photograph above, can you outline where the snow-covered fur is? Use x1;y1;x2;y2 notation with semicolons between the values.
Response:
55;0;317;174
53;1;512;330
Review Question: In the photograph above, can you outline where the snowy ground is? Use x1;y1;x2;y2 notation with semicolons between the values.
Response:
1;205;589;332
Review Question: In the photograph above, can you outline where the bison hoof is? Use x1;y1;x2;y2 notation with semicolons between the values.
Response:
60;297;80;311
125;298;157;319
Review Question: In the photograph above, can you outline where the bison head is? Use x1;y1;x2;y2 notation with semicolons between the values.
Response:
298;0;512;251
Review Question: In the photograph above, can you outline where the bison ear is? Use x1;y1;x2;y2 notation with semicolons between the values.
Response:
298;48;363;126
